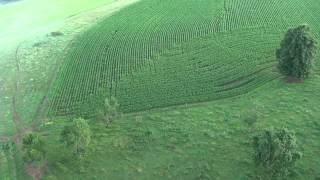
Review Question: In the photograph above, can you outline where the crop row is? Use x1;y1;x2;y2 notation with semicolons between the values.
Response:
116;28;281;112
48;0;225;116
219;0;317;32
48;0;319;117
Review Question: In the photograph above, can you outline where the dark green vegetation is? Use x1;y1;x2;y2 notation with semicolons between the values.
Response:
60;118;91;158
0;141;28;180
22;133;46;163
254;128;302;179
277;25;317;79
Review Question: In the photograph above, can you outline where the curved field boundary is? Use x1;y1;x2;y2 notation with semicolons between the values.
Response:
116;28;281;112
48;0;320;117
48;0;225;116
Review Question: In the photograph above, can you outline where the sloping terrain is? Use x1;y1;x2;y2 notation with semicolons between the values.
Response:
1;0;320;179
43;77;320;179
0;1;139;179
48;0;320;117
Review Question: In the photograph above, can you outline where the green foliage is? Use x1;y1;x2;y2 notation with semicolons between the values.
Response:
97;97;120;126
277;25;317;79
0;141;15;154
77;88;110;119
45;175;58;180
0;141;27;180
22;133;46;163
253;128;302;179
242;109;258;127
60;118;91;158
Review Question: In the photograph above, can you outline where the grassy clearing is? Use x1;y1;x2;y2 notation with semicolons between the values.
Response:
43;74;320;179
48;0;320;117
0;0;115;135
0;0;138;136
0;0;114;51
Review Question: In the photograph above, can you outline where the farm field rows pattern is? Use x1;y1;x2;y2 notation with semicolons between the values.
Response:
48;0;320;116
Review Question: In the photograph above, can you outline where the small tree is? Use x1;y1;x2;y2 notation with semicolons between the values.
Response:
98;97;120;126
277;25;317;79
22;133;46;163
0;141;17;178
61;118;91;158
253;128;302;179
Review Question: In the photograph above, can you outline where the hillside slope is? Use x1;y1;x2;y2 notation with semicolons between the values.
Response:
48;0;320;116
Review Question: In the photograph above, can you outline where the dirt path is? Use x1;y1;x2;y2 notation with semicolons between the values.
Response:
33;0;141;124
12;44;21;128
1;1;142;179
26;161;47;180
0;136;10;142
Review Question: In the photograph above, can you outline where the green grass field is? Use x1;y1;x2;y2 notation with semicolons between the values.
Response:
0;0;320;179
0;0;136;136
0;0;114;51
43;77;320;179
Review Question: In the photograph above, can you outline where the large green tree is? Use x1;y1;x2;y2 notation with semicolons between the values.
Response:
253;128;302;179
277;25;317;79
61;118;91;158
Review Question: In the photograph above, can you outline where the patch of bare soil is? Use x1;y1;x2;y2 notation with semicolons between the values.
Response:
0;136;10;142
285;76;304;83
50;31;64;37
26;161;47;180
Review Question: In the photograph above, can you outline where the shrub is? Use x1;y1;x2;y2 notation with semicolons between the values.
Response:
277;25;317;79
22;133;46;163
253;128;302;179
50;31;64;37
243;109;258;127
0;141;15;154
97;97;120;126
60;118;91;158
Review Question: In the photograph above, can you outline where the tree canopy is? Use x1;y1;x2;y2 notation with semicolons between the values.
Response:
254;128;302;179
277;25;317;79
60;118;91;157
22;133;46;163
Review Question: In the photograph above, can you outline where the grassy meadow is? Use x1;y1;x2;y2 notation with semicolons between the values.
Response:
43;76;320;179
0;0;114;51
